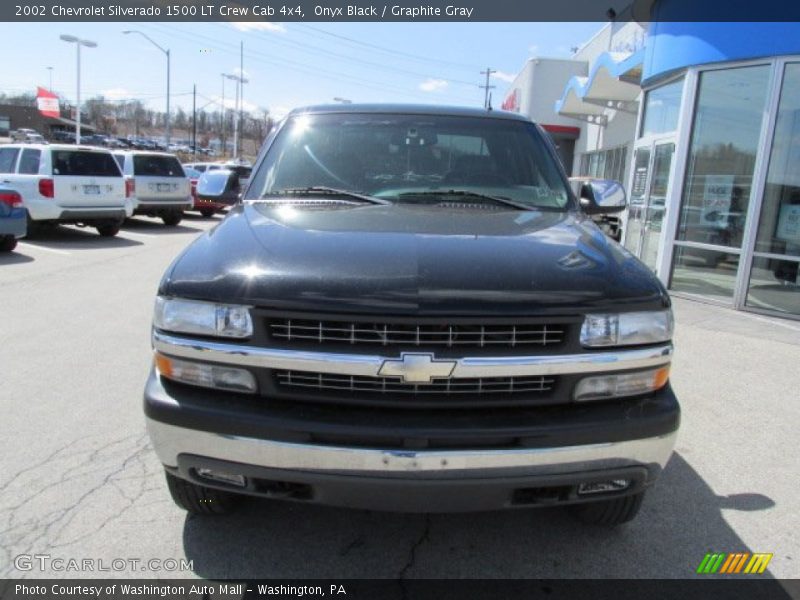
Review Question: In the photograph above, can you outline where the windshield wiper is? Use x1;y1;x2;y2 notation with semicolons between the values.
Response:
258;186;389;205
395;190;536;211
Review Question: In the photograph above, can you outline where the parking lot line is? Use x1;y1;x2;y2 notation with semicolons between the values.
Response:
17;242;71;256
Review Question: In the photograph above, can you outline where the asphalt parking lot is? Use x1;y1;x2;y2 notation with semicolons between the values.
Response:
0;215;798;582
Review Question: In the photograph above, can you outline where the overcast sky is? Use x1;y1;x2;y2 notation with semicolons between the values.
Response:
0;21;602;118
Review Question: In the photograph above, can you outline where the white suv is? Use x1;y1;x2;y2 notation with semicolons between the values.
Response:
0;144;130;237
114;151;192;226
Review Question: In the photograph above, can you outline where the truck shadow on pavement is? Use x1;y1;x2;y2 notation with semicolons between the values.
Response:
122;217;206;234
20;225;143;250
181;453;776;579
0;251;35;264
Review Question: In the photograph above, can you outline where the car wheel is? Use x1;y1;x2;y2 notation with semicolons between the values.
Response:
165;471;241;515
200;208;215;218
161;210;183;226
0;235;18;252
96;222;121;237
569;491;645;525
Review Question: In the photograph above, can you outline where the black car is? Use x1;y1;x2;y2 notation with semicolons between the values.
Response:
145;104;678;525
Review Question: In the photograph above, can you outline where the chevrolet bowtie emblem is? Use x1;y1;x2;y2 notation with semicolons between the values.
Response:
378;353;457;384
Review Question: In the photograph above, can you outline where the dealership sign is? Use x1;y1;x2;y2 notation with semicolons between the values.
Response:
36;87;60;119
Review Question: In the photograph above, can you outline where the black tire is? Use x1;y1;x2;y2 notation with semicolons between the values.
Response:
569;492;645;526
165;471;241;515
0;235;17;252
96;223;120;237
200;208;216;218
161;210;183;227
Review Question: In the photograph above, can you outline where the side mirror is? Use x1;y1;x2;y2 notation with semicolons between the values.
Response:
570;178;627;214
196;169;242;206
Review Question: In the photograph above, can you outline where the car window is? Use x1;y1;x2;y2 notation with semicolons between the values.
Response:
18;149;41;174
114;154;125;170
0;147;20;173
51;150;122;176
133;155;185;177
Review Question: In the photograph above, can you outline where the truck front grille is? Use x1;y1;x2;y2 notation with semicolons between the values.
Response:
275;371;556;396
268;318;566;349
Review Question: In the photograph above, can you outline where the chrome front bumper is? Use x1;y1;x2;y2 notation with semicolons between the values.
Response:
147;418;677;478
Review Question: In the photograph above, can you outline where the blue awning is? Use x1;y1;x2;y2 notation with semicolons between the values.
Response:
555;49;644;122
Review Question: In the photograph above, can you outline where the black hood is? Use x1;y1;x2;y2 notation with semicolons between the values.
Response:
162;203;668;316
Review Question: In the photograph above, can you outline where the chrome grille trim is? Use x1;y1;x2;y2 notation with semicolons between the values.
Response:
276;371;555;395
152;331;673;379
269;319;565;347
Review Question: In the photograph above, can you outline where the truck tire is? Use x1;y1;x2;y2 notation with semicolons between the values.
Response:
165;471;241;515
0;235;18;252
161;210;183;227
569;491;645;525
96;222;121;237
200;208;216;218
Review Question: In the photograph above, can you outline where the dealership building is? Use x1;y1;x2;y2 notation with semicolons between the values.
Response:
503;9;800;320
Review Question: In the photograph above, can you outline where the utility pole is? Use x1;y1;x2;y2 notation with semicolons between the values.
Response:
192;84;197;160
479;67;496;109
220;74;226;158
239;41;244;159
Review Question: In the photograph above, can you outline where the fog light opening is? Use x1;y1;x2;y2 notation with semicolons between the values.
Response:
577;479;631;496
195;468;247;488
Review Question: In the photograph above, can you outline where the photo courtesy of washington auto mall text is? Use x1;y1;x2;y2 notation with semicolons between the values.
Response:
1;0;799;598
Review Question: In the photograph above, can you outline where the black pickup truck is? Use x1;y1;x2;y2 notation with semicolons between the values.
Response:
145;105;678;525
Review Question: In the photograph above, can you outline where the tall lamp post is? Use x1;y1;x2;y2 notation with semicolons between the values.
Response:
123;30;170;147
59;34;97;145
46;66;54;92
224;73;248;158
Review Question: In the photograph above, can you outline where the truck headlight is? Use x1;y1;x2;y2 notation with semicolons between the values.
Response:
155;353;257;394
153;296;253;338
574;366;670;402
580;310;673;347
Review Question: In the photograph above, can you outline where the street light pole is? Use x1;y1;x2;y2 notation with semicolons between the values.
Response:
46;66;53;92
59;34;97;145
123;30;170;147
224;73;248;158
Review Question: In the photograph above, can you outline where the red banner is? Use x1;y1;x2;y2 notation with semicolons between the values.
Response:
36;86;60;119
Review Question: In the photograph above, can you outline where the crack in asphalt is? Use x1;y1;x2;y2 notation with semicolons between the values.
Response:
398;515;431;591
0;431;161;577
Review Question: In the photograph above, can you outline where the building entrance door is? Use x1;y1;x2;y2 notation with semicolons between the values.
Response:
624;140;675;270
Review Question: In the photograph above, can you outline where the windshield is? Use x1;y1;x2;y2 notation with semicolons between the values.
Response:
245;113;571;210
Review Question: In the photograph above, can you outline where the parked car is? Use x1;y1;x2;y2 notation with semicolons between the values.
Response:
0;187;26;251
145;104;678;525
184;166;225;218
11;129;47;144
0;144;129;237
51;131;76;144
114;151;192;226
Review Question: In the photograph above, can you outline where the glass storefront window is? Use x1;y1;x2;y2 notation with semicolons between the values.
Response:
747;62;800;317
671;246;740;302
671;65;770;301
675;66;770;249
753;63;800;258
640;77;684;138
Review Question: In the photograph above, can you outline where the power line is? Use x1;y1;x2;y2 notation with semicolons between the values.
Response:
213;23;478;88
292;24;478;71
143;23;478;105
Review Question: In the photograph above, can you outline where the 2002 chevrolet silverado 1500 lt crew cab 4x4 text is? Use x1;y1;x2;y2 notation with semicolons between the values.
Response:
144;105;679;525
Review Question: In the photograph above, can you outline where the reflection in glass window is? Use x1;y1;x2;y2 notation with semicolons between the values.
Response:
675;66;770;250
747;63;800;317
640;78;684;138
754;63;800;258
